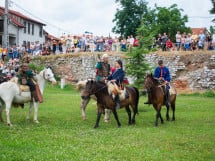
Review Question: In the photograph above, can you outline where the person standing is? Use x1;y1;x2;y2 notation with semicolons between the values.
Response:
95;54;111;81
175;31;181;51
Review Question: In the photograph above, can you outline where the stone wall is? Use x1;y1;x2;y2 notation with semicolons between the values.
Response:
144;52;215;93
32;51;215;93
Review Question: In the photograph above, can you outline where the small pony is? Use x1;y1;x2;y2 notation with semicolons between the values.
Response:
143;73;176;126
81;80;139;128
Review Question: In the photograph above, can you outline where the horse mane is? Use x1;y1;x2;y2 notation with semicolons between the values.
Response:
92;80;108;94
147;74;159;83
76;80;87;91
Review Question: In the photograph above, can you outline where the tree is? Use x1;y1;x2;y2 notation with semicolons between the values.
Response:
154;4;191;41
112;0;148;37
125;11;156;87
210;0;215;21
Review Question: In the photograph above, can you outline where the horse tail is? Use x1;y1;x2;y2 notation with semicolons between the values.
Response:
133;86;139;114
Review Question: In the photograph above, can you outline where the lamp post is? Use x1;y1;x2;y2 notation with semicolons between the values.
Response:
3;0;9;49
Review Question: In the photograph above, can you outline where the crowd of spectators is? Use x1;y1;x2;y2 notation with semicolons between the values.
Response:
154;30;215;52
41;34;139;55
0;29;214;63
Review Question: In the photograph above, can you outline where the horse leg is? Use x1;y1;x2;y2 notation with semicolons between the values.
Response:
33;101;39;124
26;102;33;122
0;106;3;122
112;109;121;128
159;112;164;124
166;104;170;121
94;110;102;129
171;103;176;121
80;98;90;120
5;102;12;126
155;111;159;127
125;106;132;125
154;105;163;126
104;109;111;123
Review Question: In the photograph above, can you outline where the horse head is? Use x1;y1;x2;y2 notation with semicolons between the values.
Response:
142;73;155;93
42;67;57;85
81;79;96;100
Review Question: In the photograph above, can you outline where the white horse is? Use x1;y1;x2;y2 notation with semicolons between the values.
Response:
0;67;56;126
76;80;111;122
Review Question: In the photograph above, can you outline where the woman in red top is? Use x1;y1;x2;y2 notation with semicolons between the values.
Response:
166;38;173;51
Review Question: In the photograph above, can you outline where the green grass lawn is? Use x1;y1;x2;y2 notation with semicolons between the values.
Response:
0;84;214;161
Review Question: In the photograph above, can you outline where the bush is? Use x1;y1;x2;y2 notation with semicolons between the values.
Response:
202;90;215;97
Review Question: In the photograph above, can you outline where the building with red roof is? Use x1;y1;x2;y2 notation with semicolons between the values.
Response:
0;6;46;47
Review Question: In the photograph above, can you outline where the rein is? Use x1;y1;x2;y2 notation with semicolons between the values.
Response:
88;83;107;95
93;85;107;95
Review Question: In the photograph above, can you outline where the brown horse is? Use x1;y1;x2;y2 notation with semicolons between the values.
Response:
81;80;139;128
143;74;176;126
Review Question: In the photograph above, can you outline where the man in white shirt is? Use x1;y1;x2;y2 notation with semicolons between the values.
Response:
175;31;181;51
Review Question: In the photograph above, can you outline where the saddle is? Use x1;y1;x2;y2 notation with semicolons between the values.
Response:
158;82;177;96
10;76;43;103
106;81;128;101
10;77;30;92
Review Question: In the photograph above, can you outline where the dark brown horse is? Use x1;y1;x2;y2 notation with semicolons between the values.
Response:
81;80;139;128
143;74;176;126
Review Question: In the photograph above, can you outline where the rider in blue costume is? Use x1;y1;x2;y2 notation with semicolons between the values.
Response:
145;60;171;106
107;59;125;109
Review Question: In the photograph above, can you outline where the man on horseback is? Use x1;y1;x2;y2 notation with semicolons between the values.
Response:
95;54;112;122
144;60;171;106
107;59;125;109
17;54;39;102
95;53;111;81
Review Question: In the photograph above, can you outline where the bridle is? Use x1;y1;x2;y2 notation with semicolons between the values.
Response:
144;76;155;91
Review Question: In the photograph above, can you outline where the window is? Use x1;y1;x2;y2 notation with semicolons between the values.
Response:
28;22;30;34
24;21;26;33
32;24;34;35
39;26;42;37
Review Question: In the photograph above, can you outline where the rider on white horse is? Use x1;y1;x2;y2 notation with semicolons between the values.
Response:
17;63;39;102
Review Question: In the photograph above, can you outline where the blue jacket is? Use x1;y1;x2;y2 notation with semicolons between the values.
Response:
154;66;171;82
108;68;125;85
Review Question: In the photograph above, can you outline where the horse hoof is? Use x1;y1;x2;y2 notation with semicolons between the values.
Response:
34;120;39;124
104;119;109;123
7;123;13;126
94;125;98;129
82;117;87;121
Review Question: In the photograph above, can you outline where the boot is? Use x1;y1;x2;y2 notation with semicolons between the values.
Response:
114;94;120;109
165;90;171;107
31;91;39;102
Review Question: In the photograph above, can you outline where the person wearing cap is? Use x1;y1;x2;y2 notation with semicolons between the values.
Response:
144;60;171;106
95;54;111;81
107;59;125;109
17;58;39;102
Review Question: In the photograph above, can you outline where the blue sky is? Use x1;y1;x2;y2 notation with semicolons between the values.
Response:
0;0;214;37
